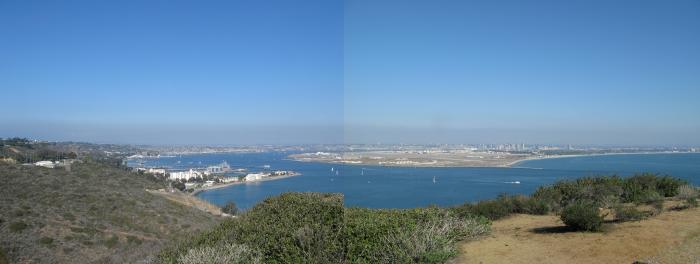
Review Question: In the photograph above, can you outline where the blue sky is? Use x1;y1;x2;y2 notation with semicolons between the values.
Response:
0;0;344;144
1;0;699;145
344;0;700;145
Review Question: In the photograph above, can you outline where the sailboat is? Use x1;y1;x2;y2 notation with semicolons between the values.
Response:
361;169;364;176
433;176;436;183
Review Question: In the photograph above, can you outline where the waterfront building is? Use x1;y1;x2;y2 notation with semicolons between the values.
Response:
221;177;240;183
146;168;166;175
244;173;267;182
207;161;231;174
169;169;204;181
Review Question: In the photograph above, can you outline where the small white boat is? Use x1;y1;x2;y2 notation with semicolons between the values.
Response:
505;181;521;184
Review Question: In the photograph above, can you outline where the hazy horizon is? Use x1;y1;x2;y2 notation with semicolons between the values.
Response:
2;0;699;145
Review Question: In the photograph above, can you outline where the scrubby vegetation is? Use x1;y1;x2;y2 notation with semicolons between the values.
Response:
455;194;549;221
0;161;220;263
159;193;490;264
613;204;647;222
532;174;686;209
560;201;604;231
455;174;692;231
221;201;238;215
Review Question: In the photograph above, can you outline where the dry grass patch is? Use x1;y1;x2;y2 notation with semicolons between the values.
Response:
458;201;700;264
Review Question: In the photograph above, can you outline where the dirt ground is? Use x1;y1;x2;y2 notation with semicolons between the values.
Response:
458;203;700;264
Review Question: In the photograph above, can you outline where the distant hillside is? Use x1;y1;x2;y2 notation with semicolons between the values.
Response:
0;161;220;263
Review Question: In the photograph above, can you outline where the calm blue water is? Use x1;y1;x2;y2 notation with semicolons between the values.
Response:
130;152;700;209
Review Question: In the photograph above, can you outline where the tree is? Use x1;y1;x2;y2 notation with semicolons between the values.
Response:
172;181;186;191
222;201;238;215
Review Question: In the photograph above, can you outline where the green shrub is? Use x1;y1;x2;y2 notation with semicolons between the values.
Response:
531;174;685;211
8;221;28;233
457;197;513;220
103;235;118;248
38;236;54;246
160;192;346;264
455;194;549;220
221;201;238;215
561;201;604;231
634;190;664;205
687;197;698;208
614;205;647;222
533;176;625;210
160;192;490;264
623;174;686;202
345;207;489;263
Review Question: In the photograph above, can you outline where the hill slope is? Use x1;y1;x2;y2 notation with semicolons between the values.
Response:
0;161;220;263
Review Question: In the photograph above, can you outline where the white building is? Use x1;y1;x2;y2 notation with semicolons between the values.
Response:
146;168;166;175
244;173;267;182
169;169;204;181
35;161;55;168
221;177;240;183
207;161;231;174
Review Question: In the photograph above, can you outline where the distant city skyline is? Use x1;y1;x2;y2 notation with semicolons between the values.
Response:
1;0;699;145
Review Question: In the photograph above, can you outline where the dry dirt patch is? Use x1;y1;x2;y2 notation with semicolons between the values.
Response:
459;205;700;264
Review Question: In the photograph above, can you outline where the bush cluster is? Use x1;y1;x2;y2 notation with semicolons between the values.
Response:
221;201;238;215
455;194;549;220
453;174;686;230
613;205;647;222
560;201;604;231
345;207;489;263
159;192;490;264
533;174;685;210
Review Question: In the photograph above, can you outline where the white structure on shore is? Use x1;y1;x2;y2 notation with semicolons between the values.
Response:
207;161;231;174
169;169;204;181
35;161;56;168
244;173;267;182
148;168;166;175
221;176;240;183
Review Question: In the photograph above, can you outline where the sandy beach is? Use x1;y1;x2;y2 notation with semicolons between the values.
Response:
508;151;696;167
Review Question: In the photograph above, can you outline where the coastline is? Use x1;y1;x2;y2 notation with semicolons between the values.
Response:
508;151;698;167
290;151;698;169
192;172;302;196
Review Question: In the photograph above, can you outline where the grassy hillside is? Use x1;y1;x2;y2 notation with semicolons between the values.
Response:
0;161;220;263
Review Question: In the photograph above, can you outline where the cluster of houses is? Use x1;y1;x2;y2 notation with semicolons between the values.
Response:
134;159;296;190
